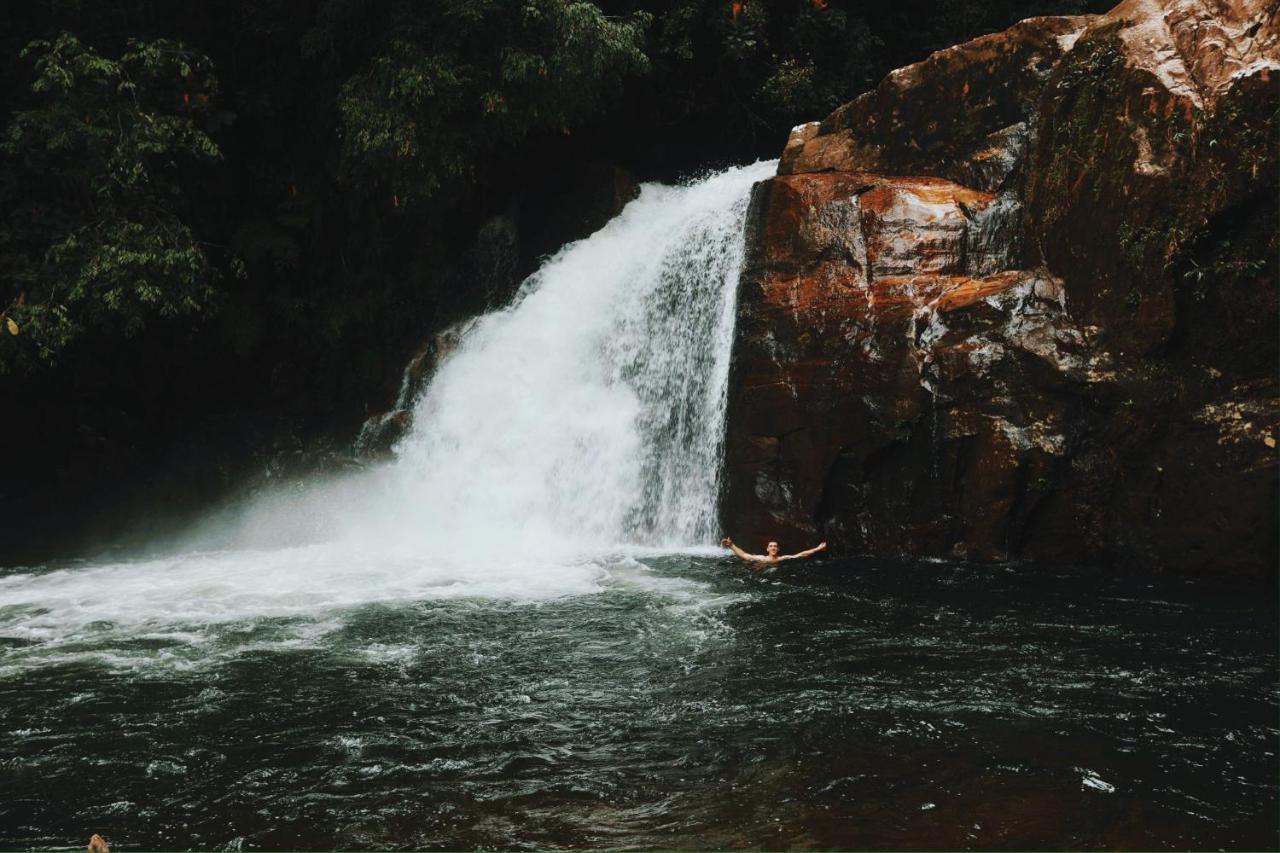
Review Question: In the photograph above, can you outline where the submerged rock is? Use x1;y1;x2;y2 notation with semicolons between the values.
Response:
723;0;1278;573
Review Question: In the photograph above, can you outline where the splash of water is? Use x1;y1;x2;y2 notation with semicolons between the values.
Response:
359;160;774;557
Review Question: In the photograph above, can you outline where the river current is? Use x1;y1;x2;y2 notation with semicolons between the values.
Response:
1;556;1275;849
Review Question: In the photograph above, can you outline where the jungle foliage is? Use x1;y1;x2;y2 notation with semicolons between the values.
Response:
0;33;225;371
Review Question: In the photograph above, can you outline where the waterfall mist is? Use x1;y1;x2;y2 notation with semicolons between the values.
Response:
373;160;773;556
191;159;774;564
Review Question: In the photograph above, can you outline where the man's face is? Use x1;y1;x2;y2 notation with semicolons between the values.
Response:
766;541;779;557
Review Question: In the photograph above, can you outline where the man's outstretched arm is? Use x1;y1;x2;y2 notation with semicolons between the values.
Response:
720;537;763;562
779;542;828;561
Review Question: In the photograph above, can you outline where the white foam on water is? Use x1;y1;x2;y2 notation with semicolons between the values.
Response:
0;161;775;665
0;544;608;661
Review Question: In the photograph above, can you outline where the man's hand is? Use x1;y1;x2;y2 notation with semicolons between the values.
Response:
817;542;828;551
721;537;759;563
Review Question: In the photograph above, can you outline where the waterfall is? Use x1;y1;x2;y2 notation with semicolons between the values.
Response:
366;161;775;556
0;162;774;656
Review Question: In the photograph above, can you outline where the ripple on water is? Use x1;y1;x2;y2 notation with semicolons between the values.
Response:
0;556;1275;851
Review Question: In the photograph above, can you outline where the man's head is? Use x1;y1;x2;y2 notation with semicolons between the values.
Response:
766;541;779;557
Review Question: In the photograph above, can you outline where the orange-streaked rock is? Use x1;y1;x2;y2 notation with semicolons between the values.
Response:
780;16;1093;190
723;0;1278;573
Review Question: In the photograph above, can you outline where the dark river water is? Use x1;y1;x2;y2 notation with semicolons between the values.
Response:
1;555;1276;850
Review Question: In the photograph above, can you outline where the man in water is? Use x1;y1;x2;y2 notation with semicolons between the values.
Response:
720;536;827;570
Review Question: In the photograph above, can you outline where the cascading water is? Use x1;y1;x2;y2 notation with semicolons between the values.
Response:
356;159;774;557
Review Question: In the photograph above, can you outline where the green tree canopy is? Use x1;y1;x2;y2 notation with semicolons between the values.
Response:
336;0;650;204
0;32;226;372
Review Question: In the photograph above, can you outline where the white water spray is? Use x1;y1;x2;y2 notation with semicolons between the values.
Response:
0;162;771;655
369;160;772;556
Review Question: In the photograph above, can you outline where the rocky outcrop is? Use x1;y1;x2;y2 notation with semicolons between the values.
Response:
355;319;475;456
780;15;1092;191
723;0;1278;573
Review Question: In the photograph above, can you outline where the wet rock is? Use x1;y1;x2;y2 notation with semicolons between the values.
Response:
473;211;521;308
724;0;1278;573
354;319;475;458
780;16;1093;191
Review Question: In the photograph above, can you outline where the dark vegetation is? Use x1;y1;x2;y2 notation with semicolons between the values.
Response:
0;0;1108;562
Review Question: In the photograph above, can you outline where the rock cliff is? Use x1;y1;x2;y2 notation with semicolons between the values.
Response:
722;0;1278;573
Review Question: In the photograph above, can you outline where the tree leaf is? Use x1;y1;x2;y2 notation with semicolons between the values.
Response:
6;317;19;336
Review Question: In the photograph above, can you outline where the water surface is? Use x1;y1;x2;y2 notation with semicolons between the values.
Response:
2;555;1274;850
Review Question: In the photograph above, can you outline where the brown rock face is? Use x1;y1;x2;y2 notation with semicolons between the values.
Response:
355;319;475;457
781;16;1093;191
723;0;1278;573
